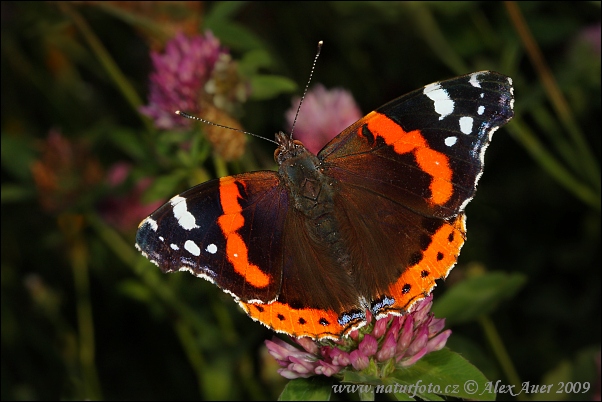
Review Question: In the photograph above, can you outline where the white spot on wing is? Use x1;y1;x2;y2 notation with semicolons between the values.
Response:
142;217;158;231
170;195;199;230
445;136;457;146
478;105;485;115
423;83;454;120
159;236;164;242
184;240;200;256
170;244;179;250
469;72;483;88
206;244;218;254
459;116;474;134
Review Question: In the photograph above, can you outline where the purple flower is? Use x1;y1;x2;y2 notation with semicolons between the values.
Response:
358;334;378;357
265;337;320;379
140;31;248;160
578;23;601;56
264;294;451;379
285;84;362;154
98;162;164;232
31;129;103;213
350;349;370;371
140;31;226;130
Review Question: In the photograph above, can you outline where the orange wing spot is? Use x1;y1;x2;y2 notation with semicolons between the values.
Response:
365;111;426;153
386;215;466;313
415;148;453;205
218;177;270;288
240;300;346;340
219;176;244;213
366;112;453;205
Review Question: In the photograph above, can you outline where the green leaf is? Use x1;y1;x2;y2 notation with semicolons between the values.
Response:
106;127;146;161
141;170;188;203
337;349;493;401
341;371;383;385
278;377;333;401
207;21;266;51
205;1;247;22
117;279;153;303
1;134;36;182
239;48;275;76
391;391;416;401
445;334;500;381
0;184;35;204
532;347;599;401
432;271;527;325
388;348;495;401
359;387;375;401
204;2;268;52
249;75;298;100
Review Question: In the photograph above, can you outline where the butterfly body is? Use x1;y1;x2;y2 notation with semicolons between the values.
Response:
136;71;514;340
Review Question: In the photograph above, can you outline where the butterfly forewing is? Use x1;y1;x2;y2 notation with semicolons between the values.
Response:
136;172;288;304
320;71;514;218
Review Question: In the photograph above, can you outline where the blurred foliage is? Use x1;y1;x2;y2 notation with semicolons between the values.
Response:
1;1;600;400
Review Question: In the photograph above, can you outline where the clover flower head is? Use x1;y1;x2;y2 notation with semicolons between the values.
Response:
98;162;164;232
139;31;226;130
285;84;362;154
265;295;451;379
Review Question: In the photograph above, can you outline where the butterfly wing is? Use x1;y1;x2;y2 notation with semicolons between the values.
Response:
320;71;514;218
239;206;360;339
137;171;361;339
136;172;289;304
319;71;514;317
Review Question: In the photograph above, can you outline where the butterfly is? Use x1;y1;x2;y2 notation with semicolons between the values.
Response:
136;70;514;340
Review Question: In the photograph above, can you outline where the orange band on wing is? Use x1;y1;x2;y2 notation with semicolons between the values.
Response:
218;177;270;288
366;112;453;205
386;214;466;312
240;300;346;340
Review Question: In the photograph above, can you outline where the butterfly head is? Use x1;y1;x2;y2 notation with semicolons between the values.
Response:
274;131;312;165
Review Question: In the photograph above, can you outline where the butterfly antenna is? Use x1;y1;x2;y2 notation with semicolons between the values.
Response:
175;110;279;145
289;40;323;139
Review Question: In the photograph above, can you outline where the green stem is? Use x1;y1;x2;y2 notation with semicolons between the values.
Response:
58;2;152;131
507;118;600;210
70;237;103;399
505;1;600;192
479;316;524;401
86;213;208;334
174;319;206;396
213;154;229;179
410;3;469;75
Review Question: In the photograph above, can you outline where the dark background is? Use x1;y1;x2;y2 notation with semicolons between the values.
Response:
2;2;600;400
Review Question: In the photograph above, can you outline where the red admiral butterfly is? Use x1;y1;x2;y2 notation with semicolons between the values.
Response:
136;70;514;340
